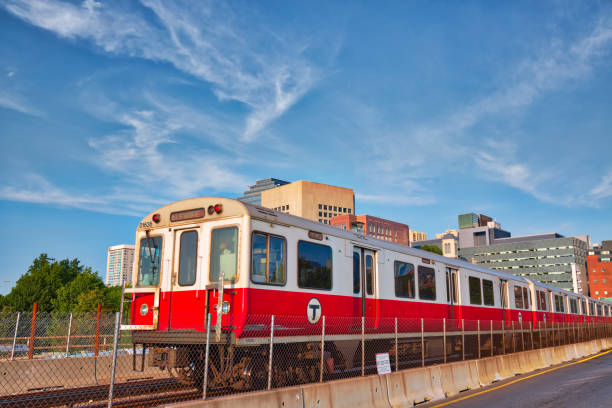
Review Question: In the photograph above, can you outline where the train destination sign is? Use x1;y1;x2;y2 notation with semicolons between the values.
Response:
170;208;205;222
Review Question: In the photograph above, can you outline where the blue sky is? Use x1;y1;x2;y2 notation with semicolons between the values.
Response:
1;0;612;293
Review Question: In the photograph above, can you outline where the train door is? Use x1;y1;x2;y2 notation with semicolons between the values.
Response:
353;247;379;328
445;267;459;320
500;279;509;325
169;227;201;330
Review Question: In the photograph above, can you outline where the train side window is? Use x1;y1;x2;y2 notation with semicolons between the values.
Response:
178;231;198;286
522;287;529;309
365;255;374;295
418;266;436;301
210;227;238;282
598;304;602;316
469;276;482;305
554;295;565;313
298;240;332;290
137;236;162;286
482;279;494;306
514;286;524;309
353;252;360;294
537;291;547;311
569;299;578;314
394;261;415;298
581;300;586;315
251;232;286;285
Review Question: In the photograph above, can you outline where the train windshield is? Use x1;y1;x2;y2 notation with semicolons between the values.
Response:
210;227;238;282
137;236;162;286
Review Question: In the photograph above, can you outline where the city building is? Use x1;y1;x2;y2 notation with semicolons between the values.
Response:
458;212;493;229
106;244;135;287
330;214;410;245
587;241;612;300
260;180;354;224
458;219;511;248
237;178;290;205
410;230;427;243
459;233;589;295
412;231;459;258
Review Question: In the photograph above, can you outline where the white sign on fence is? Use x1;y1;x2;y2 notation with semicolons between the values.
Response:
376;352;391;375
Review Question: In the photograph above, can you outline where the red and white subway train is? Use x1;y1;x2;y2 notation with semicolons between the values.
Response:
124;197;611;387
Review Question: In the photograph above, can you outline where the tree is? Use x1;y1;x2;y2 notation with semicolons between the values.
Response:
52;269;105;313
419;244;443;256
3;254;82;311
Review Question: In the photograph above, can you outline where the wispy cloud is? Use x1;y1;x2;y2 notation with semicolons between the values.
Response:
3;0;320;140
589;169;612;201
0;91;43;116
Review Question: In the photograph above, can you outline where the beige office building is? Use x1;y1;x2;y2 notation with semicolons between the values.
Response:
410;230;427;243
261;180;355;224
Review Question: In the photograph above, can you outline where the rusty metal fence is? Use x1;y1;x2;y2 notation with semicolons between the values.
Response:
0;312;611;407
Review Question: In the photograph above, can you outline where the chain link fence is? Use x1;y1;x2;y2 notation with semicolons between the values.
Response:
0;311;610;407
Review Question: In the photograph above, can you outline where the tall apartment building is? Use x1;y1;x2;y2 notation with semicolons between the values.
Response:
237;178;290;205
588;240;612;300
106;244;135;287
410;230;427;243
459;233;589;294
261;180;354;224
330;214;410;245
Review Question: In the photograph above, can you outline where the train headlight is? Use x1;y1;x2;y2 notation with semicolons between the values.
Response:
222;301;230;314
140;304;149;316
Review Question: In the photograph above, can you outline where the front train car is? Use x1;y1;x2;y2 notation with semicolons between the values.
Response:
123;197;254;385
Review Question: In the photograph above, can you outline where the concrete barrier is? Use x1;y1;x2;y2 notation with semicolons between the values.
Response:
438;361;479;397
500;353;524;376
385;366;444;407
476;356;506;386
302;375;390;408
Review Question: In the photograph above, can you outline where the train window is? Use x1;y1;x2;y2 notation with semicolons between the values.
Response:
590;302;595;316
353;252;360;294
251;232;286;285
445;268;457;303
365;255;374;295
210;227;238;282
522;287;529;308
395;261;415;298
554;295;565;313
598;304;602;316
483;279;494;306
178;231;198;286
537;290;547;311
514;286;524;309
581;300;586;315
298;241;332;290
137;236;162;286
569;299;578;314
469;277;482;305
418;266;436;300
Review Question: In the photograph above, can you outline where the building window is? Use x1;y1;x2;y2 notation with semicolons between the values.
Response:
319;212;322;217
394;261;415;298
318;204;322;209
334;206;337;211
286;205;289;210
418;266;436;300
324;212;327;217
324;205;327;210
348;209;351;214
298;241;332;290
596;291;600;295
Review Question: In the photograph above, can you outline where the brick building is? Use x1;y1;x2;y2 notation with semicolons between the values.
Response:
330;214;410;246
588;241;612;300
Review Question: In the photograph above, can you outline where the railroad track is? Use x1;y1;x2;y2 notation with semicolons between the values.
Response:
0;378;193;408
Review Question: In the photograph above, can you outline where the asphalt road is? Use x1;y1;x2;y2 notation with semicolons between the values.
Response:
422;350;612;408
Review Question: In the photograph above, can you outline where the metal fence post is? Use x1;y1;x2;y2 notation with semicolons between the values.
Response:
11;312;20;361
28;302;37;359
394;317;398;371
529;322;534;350
490;320;494;356
94;303;101;357
107;312;121;408
268;315;275;390
461;319;465;361
511;321;515;353
421;318;425;367
360;316;366;376
477;320;481;359
538;322;542;349
520;322;525;351
502;320;505;354
319;316;325;383
443;318;447;364
65;312;73;358
202;313;211;400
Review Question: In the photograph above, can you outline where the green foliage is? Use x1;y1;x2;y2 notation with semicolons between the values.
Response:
4;253;123;313
419;244;443;256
